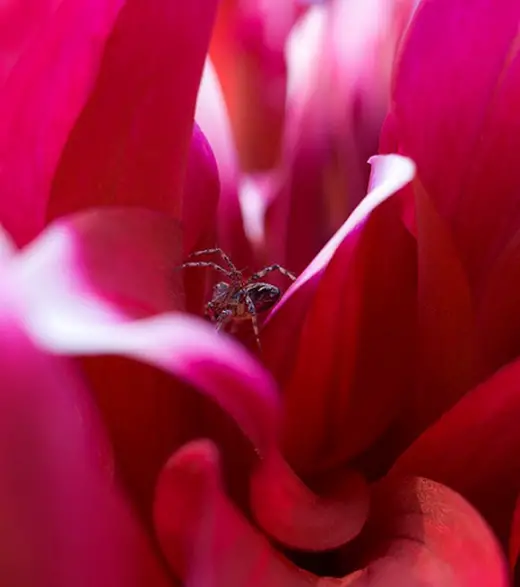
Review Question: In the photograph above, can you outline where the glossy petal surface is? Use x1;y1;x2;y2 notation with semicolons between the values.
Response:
154;441;508;587
48;0;218;220
0;0;124;245
0;301;170;586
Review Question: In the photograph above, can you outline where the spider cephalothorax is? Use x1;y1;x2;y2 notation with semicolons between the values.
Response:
179;248;296;349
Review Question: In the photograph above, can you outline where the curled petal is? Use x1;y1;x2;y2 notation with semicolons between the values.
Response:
0;306;170;586
154;441;507;587
392;356;520;540
48;0;218;220
11;208;184;320
11;210;369;552
0;0;124;245
250;452;369;551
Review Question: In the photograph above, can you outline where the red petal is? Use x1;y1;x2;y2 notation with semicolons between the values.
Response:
263;154;416;386
154;441;508;587
509;494;520;570
389;0;520;288
0;0;124;245
48;0;218;220
476;229;520;378
0;307;170;586
209;0;295;170
399;178;475;441
392;356;520;541
358;476;508;587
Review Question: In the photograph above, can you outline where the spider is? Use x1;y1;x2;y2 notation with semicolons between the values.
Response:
179;248;296;350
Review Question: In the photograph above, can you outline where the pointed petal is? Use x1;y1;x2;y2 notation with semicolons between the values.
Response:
0;308;170;586
267;0;413;273
0;0;124;245
48;0;218;220
155;442;508;587
388;0;520;288
392;356;520;540
262;154;416;403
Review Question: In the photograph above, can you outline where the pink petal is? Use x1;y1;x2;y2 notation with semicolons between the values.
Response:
392;356;520;541
0;0;124;245
195;60;253;269
0;0;56;85
11;213;370;550
0;304;170;586
154;441;508;587
262;154;415;394
48;0;218;221
12;208;184;320
388;0;520;289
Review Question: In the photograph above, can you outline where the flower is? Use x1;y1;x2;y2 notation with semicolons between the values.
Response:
0;0;517;586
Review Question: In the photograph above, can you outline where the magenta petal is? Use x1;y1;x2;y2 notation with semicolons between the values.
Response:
48;0;218;220
262;154;416;382
12;216;369;551
0;310;170;586
392;356;520;540
390;0;520;287
0;0;124;245
14;208;184;319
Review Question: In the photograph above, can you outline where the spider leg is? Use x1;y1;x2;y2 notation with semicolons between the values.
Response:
188;248;238;273
214;309;234;333
250;264;296;282
244;294;262;351
179;261;232;278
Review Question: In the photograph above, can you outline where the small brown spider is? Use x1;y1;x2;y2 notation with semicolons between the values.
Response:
179;248;296;350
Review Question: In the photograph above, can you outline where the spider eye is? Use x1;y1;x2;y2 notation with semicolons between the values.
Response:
248;284;280;312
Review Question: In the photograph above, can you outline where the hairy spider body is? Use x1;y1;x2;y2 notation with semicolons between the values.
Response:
179;248;296;350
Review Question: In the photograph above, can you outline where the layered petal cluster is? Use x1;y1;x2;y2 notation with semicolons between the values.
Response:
0;0;517;586
199;0;418;273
